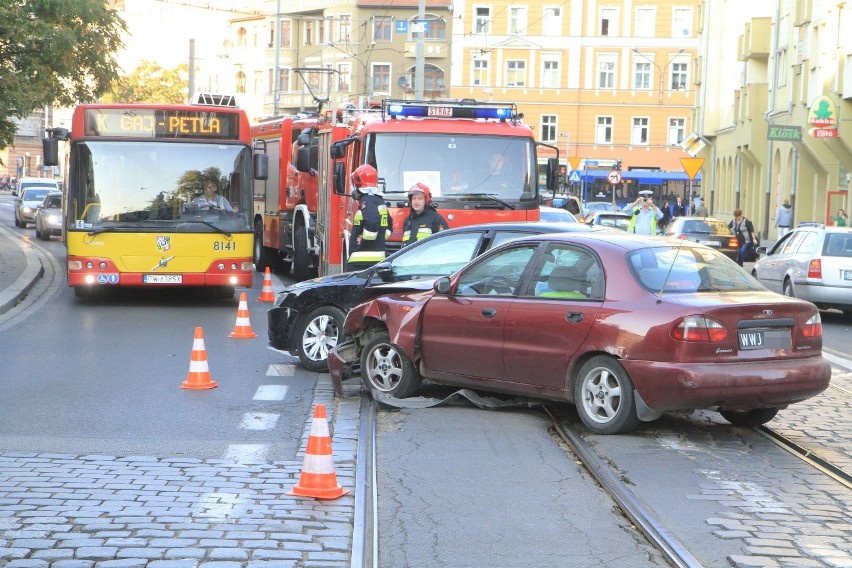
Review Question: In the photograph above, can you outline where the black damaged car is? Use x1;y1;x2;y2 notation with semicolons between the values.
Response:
268;222;598;371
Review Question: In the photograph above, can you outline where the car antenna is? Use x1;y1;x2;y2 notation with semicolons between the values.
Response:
656;238;688;304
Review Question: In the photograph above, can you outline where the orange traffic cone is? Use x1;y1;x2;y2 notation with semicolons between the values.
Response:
229;292;257;338
181;327;218;389
259;268;275;302
288;404;349;499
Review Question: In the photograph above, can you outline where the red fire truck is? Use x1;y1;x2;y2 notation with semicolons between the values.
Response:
253;98;559;281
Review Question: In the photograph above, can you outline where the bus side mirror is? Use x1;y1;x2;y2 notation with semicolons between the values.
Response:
43;137;59;167
253;153;268;180
545;157;559;193
333;161;347;195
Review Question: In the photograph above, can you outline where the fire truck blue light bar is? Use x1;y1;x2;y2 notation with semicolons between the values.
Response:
387;103;514;120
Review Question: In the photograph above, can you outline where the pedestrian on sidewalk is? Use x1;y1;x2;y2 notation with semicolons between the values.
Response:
729;209;758;266
776;199;793;238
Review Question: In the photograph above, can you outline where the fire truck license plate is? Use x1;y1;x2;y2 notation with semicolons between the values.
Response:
144;274;182;284
428;106;453;116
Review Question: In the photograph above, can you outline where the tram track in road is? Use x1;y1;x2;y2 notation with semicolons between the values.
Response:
755;425;852;490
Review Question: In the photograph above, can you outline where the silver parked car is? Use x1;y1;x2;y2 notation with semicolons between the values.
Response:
752;223;852;316
35;191;64;240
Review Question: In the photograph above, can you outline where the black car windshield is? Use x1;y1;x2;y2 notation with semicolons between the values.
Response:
391;231;483;278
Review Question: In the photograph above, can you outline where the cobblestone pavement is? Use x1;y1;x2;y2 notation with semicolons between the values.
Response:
0;375;362;567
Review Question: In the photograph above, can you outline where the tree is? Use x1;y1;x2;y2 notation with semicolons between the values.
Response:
102;61;189;104
0;1;126;150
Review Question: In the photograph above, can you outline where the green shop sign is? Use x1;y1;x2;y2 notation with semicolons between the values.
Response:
767;125;803;142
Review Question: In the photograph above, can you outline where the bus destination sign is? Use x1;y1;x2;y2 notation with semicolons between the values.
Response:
84;109;239;140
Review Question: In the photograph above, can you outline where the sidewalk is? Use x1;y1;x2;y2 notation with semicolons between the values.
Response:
0;222;45;315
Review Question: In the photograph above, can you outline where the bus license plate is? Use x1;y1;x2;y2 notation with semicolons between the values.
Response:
144;274;182;284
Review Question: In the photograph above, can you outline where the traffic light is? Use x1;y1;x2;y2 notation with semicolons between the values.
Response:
613;159;622;171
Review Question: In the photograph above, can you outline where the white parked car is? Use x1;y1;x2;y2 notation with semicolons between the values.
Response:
752;223;852;317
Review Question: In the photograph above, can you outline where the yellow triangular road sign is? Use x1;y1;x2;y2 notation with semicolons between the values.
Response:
568;157;582;172
680;158;705;180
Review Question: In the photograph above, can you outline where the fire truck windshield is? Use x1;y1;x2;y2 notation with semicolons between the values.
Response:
368;133;537;202
67;141;253;232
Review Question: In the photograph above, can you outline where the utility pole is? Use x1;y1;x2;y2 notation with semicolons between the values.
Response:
188;39;195;104
415;0;425;99
273;0;281;116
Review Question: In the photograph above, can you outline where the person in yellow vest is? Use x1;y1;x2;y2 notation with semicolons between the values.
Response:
624;196;663;235
347;164;392;270
402;183;448;246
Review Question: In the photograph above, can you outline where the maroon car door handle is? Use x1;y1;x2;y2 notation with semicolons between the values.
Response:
565;312;584;322
481;308;497;318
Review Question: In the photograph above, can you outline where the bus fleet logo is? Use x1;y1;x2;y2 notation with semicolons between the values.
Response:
156;235;172;252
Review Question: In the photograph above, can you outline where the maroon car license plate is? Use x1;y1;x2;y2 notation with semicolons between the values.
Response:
738;329;791;350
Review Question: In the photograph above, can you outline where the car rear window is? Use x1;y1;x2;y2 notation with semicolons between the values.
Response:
628;246;765;293
23;188;52;200
824;233;852;257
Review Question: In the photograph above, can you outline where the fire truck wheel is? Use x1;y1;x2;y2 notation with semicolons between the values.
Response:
253;220;274;273
293;222;312;281
296;306;345;372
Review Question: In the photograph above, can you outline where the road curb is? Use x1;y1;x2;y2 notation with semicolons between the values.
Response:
0;226;45;315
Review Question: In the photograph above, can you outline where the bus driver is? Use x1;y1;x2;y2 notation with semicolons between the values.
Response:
194;179;234;212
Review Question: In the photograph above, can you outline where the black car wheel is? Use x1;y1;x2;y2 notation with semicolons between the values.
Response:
296;306;345;372
720;408;778;427
574;355;640;434
360;331;422;398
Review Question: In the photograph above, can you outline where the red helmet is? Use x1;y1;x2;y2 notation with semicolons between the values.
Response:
351;164;378;188
407;182;432;204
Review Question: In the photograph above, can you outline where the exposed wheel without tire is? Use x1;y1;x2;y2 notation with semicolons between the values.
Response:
574;355;640;434
720;408;778;427
783;279;794;298
360;331;422;398
296;306;345;372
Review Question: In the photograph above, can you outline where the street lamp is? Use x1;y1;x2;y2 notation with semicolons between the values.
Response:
632;48;685;103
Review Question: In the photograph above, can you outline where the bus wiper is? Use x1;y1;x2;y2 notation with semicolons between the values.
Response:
460;193;516;210
180;219;232;237
87;224;141;236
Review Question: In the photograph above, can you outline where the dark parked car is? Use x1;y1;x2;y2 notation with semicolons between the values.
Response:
330;232;831;434
662;216;740;261
268;222;596;371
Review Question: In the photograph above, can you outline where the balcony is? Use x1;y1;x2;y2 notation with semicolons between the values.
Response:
738;18;770;61
403;41;448;58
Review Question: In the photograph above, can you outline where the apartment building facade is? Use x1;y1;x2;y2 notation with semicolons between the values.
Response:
696;0;851;236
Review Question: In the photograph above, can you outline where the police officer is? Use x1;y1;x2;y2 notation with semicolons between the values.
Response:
348;164;392;270
402;182;447;246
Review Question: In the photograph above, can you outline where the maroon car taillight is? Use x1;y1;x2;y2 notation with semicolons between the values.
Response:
807;259;822;279
671;316;728;342
802;313;822;338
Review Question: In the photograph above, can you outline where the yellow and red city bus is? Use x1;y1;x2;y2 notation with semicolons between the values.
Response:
43;102;267;298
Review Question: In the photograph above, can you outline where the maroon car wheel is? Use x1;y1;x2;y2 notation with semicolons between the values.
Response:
360;331;422;398
574;356;640;435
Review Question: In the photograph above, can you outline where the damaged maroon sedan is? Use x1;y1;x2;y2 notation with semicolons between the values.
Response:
329;233;832;434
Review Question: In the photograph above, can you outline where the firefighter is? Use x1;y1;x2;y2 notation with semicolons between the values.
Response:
402;182;448;247
347;164;392;270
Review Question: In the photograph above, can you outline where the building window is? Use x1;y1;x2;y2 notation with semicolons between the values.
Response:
671;62;687;90
506;60;526;87
543;6;562;36
304;21;313;46
318;19;325;44
598;56;615;89
339;14;351;42
424;64;445;94
632;117;649;145
268;21;275;48
473;57;489;86
541;115;557;143
775;48;787;87
236;70;246;94
280;20;291;48
337;63;351;92
668;118;686;146
673;8;692;37
374;16;392;42
411;15;446;41
237;27;247;48
542;58;559;88
596;116;613;144
475;7;491;34
371;63;390;94
279;68;289;93
635;7;655;37
634;62;652;89
600;8;617;37
509;6;527;34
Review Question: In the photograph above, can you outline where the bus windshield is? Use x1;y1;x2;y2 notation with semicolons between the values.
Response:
367;133;537;203
67;141;253;233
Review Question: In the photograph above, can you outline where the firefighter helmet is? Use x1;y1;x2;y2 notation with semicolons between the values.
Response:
407;182;432;205
351;164;378;188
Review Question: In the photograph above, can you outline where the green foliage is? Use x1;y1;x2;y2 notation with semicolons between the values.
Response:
0;0;126;150
102;61;189;104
